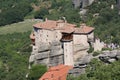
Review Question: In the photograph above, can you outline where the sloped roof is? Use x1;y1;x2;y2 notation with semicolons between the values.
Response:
33;19;94;34
33;19;76;33
39;64;73;80
74;24;94;34
60;24;75;33
33;20;57;30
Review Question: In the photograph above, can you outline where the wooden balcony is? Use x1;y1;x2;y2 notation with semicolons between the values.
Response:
61;33;73;42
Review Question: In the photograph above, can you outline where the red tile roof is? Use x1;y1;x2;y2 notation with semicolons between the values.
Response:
60;24;75;33
33;19;76;33
39;64;73;80
74;24;94;34
33;19;94;34
33;20;57;30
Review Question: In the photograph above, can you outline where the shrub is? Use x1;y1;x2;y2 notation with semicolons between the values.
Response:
28;64;47;80
93;51;102;56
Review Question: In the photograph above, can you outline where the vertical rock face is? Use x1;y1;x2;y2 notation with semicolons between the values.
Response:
72;0;94;9
117;0;120;14
117;0;120;8
29;41;64;67
72;0;82;8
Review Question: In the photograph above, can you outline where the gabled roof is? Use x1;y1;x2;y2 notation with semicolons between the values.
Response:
74;24;94;34
39;64;73;80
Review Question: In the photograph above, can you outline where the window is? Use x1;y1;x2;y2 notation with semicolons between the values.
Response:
34;27;38;32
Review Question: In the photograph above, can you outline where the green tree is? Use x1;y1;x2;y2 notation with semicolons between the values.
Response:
28;64;47;80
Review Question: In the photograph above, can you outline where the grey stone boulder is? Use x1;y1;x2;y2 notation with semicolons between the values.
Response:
101;50;117;58
108;58;116;63
116;50;120;59
108;50;117;58
76;54;93;65
116;56;120;59
116;50;120;56
81;54;93;64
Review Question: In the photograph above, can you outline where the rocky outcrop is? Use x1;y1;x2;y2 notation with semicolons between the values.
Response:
72;0;94;9
99;50;120;63
69;54;93;76
69;50;120;76
74;44;89;61
29;41;64;66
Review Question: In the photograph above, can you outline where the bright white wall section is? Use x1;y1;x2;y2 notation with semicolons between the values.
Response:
73;34;89;46
63;41;74;66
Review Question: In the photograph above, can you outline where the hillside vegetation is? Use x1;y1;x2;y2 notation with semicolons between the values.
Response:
0;19;43;80
0;0;80;26
0;32;31;80
0;0;120;80
0;19;40;34
85;0;120;44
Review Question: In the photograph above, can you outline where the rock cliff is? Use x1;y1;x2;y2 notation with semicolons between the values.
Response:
29;41;64;67
72;0;94;9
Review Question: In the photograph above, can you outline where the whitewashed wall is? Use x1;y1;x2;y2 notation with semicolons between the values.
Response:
63;41;74;66
73;34;89;46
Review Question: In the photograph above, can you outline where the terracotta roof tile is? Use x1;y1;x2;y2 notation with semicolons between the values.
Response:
60;23;75;33
33;20;57;30
39;64;73;80
74;24;94;34
33;20;94;34
33;19;76;33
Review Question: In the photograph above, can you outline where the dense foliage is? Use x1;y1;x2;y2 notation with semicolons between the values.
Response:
28;64;47;80
85;0;120;44
0;32;47;80
0;32;31;80
34;0;81;24
0;0;81;26
0;0;33;26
